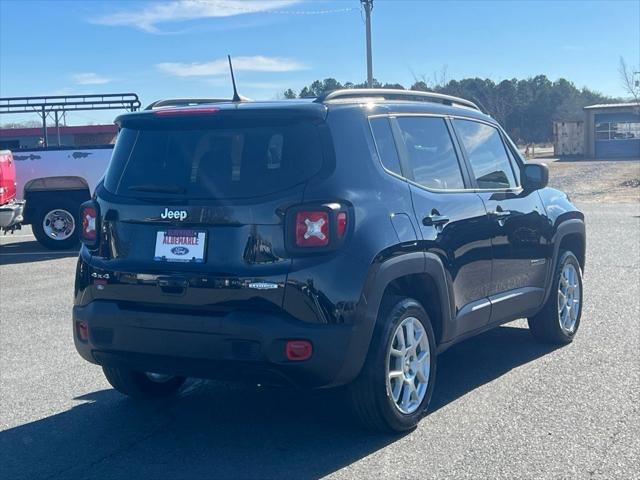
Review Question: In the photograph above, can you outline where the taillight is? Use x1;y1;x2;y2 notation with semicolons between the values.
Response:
295;211;329;247
79;201;100;248
337;212;347;238
288;204;350;253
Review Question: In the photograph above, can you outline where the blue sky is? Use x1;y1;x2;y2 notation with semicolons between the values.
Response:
1;0;638;125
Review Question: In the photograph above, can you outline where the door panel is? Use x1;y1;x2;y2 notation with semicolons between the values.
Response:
411;187;493;311
451;117;551;318
390;115;493;336
488;287;545;324
476;191;550;296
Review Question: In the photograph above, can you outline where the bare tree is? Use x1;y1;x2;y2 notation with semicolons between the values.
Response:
410;65;449;91
1;120;42;129
619;56;640;103
433;65;448;90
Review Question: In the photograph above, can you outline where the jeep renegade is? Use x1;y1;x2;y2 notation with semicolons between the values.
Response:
73;89;586;432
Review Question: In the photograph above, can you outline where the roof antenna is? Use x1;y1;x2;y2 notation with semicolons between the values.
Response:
228;55;241;102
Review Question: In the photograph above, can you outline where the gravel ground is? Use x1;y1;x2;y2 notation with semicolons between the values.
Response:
543;159;640;204
1;201;638;479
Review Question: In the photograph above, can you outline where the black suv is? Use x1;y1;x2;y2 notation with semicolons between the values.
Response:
73;89;586;432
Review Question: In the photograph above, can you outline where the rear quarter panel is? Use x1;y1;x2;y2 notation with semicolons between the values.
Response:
284;107;418;325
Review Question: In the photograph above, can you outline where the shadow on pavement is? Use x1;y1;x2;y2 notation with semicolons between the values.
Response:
0;240;77;265
430;324;560;412
0;325;559;480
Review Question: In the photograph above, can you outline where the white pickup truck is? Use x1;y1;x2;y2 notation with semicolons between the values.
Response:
12;146;113;249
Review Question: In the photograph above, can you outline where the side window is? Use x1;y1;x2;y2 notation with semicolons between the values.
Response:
454;119;518;189
504;141;521;185
395;116;465;190
369;117;402;176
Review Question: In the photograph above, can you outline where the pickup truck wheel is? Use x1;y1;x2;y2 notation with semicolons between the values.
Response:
31;198;79;250
348;297;437;432
102;365;186;398
528;250;583;344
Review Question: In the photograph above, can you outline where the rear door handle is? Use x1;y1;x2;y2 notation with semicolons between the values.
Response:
423;211;450;227
489;210;511;218
489;207;511;218
489;206;511;226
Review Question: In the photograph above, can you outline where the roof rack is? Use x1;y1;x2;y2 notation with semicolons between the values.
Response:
0;93;140;147
0;93;141;113
145;98;232;110
314;89;480;111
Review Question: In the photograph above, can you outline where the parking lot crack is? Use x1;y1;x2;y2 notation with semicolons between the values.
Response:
44;418;174;480
586;403;639;478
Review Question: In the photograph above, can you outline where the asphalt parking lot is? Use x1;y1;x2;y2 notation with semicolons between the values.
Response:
1;202;638;480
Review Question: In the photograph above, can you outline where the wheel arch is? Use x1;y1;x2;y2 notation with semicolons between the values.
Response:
24;175;90;195
362;251;454;346
23;176;91;224
559;232;586;272
542;218;586;305
335;250;454;387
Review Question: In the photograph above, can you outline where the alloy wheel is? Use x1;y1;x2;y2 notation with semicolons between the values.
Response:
386;316;431;414
558;263;581;334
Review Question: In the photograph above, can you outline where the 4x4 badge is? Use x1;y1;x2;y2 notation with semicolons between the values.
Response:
160;208;188;221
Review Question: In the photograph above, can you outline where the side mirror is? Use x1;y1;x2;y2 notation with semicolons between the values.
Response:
522;163;549;191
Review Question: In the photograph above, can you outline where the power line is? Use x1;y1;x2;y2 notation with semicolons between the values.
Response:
212;6;358;15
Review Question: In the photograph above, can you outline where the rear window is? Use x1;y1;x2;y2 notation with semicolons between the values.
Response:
369;117;402;175
104;119;323;199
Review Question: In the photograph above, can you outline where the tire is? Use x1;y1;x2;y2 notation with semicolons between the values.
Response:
348;297;437;433
528;250;583;344
31;197;80;250
102;365;186;399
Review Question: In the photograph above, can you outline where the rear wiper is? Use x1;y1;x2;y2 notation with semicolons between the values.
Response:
128;184;186;194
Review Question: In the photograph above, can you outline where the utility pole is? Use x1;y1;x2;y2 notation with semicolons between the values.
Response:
54;111;61;146
40;106;48;147
361;0;373;88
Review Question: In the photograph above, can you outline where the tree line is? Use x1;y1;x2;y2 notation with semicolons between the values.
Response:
283;75;620;144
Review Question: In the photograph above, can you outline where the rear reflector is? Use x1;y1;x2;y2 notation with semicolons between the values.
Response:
77;321;89;341
295;211;329;247
285;340;313;361
155;107;220;116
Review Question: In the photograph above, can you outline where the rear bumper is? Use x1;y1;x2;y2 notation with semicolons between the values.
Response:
73;301;367;388
0;200;24;228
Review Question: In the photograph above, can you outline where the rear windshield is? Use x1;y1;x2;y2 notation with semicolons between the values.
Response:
104;119;323;199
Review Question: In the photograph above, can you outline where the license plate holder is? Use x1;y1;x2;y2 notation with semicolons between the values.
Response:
154;229;206;263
